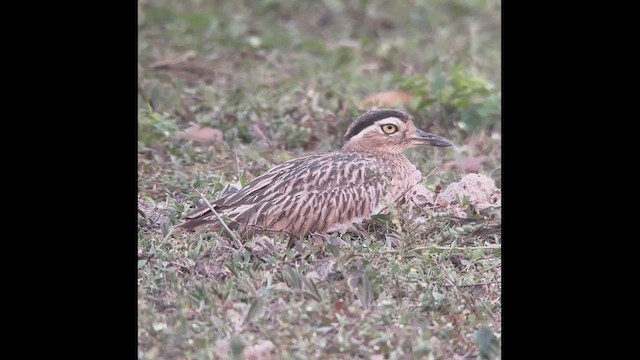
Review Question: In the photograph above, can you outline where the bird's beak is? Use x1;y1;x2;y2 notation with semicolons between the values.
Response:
414;129;454;147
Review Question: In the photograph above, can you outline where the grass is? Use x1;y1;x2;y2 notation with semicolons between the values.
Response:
138;0;501;358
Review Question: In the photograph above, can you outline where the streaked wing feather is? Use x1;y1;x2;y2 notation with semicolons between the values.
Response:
180;152;392;236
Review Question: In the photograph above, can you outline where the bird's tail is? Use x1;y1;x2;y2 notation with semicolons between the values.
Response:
178;206;221;231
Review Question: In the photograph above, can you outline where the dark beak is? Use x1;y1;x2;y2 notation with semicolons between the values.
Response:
415;129;454;147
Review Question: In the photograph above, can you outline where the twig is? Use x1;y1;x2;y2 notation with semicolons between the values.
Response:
442;281;501;288
413;244;501;251
195;189;243;249
162;227;176;242
382;244;501;254
235;151;241;180
422;165;439;181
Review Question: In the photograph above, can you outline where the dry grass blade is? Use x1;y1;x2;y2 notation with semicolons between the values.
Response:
244;297;265;325
282;266;303;290
195;189;243;249
359;273;374;309
301;276;323;302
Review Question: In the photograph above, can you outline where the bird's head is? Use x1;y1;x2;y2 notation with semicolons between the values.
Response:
342;109;454;154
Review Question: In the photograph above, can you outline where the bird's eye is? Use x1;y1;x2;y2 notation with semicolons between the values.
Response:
381;124;398;134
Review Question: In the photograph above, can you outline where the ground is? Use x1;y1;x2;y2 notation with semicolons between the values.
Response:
138;1;501;359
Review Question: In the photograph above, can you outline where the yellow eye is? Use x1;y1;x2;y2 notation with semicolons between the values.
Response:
381;124;398;134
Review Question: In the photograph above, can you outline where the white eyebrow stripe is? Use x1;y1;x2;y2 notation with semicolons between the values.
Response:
374;117;404;127
344;117;405;143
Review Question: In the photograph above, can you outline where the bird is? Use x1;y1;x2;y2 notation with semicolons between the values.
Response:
179;108;453;240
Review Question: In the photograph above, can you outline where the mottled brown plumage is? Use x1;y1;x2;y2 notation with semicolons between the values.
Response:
180;108;453;238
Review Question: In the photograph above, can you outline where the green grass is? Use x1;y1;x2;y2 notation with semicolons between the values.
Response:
139;0;501;358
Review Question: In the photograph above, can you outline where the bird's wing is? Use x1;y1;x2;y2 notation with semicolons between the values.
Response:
180;153;392;235
179;154;322;230
232;167;390;235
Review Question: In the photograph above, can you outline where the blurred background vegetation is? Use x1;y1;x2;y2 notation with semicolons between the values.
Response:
139;0;501;192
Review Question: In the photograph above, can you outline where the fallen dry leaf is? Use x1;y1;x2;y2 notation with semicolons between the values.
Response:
149;51;220;84
176;125;224;144
150;50;197;69
362;91;413;107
